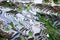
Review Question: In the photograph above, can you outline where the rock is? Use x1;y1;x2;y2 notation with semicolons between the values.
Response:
53;6;60;12
34;33;40;36
28;37;34;40
6;10;18;15
36;4;59;13
0;1;17;8
0;29;13;39
0;10;2;14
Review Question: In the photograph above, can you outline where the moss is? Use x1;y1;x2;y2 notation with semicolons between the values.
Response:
6;10;18;15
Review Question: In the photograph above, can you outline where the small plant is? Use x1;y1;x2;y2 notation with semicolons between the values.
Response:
19;21;24;26
10;22;15;29
19;8;23;12
5;27;10;31
26;5;31;10
29;31;33;36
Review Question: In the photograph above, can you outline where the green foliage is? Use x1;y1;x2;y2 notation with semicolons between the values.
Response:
53;0;58;3
58;12;60;16
19;8;23;12
5;27;10;31
20;36;26;40
26;5;31;10
19;21;24;26
37;12;60;40
45;21;60;40
10;22;15;28
29;31;33;36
